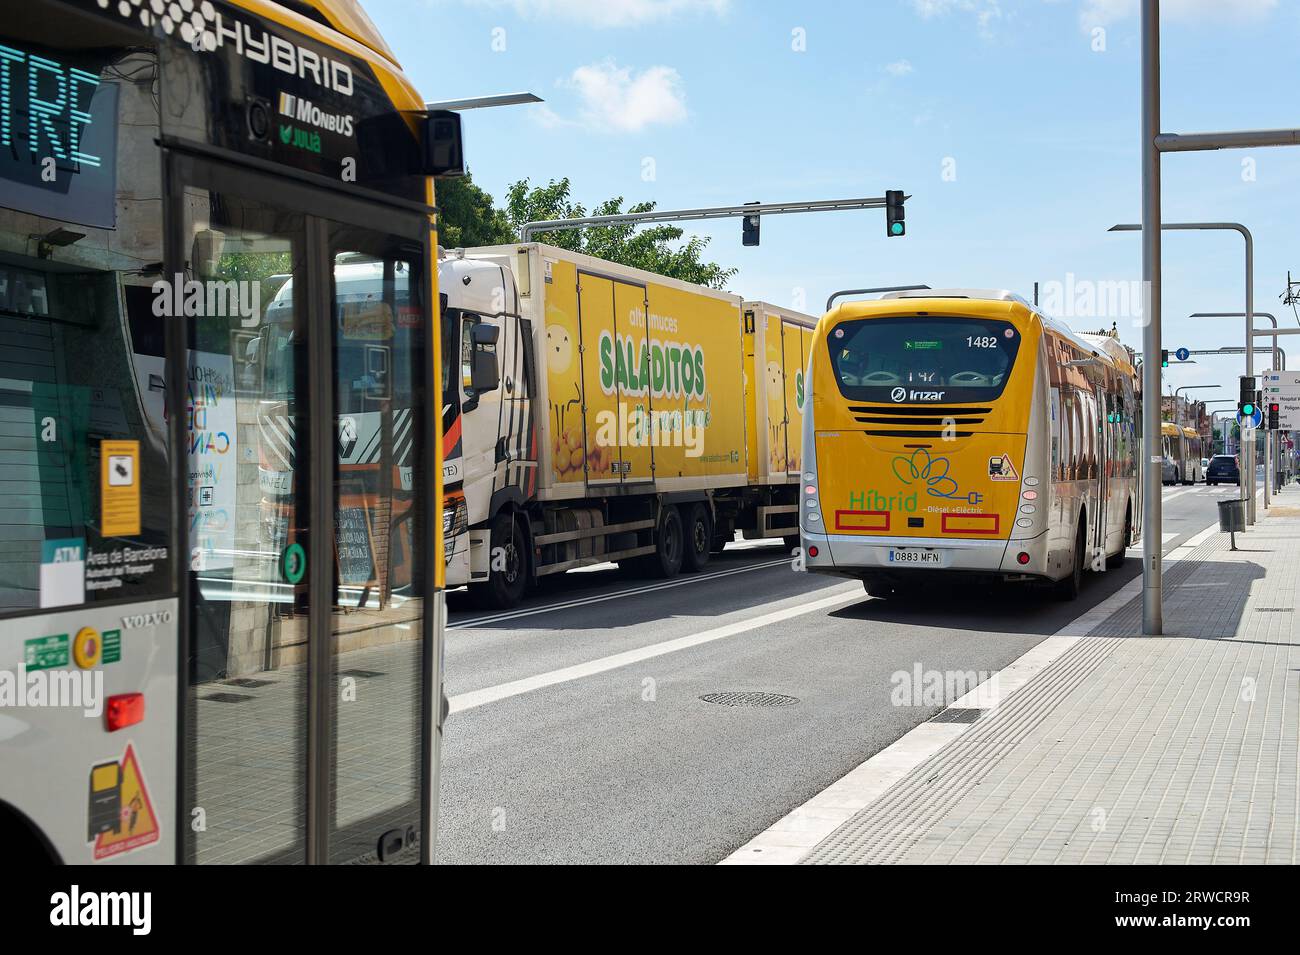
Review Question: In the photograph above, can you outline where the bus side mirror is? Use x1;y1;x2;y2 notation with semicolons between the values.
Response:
470;322;499;395
423;110;465;179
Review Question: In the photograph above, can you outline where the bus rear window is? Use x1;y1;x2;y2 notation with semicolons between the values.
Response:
828;316;1022;403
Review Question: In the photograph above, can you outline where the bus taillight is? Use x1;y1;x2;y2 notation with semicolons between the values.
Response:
105;693;145;732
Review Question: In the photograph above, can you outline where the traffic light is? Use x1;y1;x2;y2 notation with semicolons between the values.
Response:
1269;402;1281;430
885;190;906;237
742;201;760;247
1239;375;1257;418
1161;349;1169;368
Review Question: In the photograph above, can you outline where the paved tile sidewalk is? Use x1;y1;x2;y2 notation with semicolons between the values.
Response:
802;488;1300;865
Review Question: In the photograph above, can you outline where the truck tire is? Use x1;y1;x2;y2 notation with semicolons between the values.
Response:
469;512;529;609
681;503;713;573
635;504;684;578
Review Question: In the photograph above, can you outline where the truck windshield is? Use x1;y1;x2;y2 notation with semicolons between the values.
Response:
828;315;1022;404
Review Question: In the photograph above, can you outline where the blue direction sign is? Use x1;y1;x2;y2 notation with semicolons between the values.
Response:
1237;406;1264;429
1175;347;1190;362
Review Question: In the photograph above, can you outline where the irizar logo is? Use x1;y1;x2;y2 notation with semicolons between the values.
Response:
890;387;946;402
279;92;355;137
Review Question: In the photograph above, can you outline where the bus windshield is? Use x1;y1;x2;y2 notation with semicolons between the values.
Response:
828;315;1022;403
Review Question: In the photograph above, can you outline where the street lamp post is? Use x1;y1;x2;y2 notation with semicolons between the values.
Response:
1190;312;1284;507
1108;222;1257;524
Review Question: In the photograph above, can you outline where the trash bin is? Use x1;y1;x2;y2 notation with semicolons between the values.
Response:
1217;498;1245;532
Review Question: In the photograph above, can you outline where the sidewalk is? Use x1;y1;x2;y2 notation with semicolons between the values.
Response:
728;486;1300;865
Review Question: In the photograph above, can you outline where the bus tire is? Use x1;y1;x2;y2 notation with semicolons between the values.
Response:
682;503;713;573
469;512;529;609
783;535;801;553
1106;506;1131;570
1055;518;1086;601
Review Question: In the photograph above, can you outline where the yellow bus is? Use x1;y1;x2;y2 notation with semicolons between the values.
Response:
0;0;463;864
1161;422;1204;485
800;289;1140;600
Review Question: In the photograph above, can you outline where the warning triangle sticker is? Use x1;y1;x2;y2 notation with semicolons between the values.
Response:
90;742;160;861
989;453;1019;481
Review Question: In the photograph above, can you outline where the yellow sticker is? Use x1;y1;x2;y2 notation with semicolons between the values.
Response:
101;439;141;536
73;626;102;669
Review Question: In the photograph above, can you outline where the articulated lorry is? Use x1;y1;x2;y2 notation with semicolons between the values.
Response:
438;243;816;606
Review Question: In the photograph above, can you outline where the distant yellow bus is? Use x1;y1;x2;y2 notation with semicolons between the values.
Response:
1161;422;1205;485
800;289;1140;600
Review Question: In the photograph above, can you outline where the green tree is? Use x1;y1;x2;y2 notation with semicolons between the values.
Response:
435;174;515;249
503;177;738;290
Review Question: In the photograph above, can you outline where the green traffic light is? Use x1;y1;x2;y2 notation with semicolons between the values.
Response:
1243;404;1255;416
890;222;905;236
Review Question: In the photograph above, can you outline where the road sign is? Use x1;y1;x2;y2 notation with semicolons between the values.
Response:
1237;406;1264;429
1175;347;1190;362
1263;371;1300;428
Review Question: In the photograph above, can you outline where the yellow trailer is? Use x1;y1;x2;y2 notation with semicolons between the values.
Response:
439;243;817;605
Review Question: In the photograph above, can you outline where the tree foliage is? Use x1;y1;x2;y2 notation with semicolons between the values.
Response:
435;174;515;249
437;175;737;290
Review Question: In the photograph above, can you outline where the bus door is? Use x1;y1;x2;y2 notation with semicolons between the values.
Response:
173;155;435;865
1094;383;1110;560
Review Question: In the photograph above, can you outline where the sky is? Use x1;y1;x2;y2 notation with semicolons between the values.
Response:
366;0;1300;414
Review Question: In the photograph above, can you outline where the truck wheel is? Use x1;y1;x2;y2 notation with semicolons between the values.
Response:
681;503;713;573
469;512;529;609
643;504;684;578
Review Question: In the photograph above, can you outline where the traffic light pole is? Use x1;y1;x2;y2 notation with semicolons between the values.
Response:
517;195;901;242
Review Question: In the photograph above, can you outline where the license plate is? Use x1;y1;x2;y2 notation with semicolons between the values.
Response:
888;549;943;566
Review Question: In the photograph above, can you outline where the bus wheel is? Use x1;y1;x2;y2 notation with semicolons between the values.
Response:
682;503;713;573
469;512;529;609
783;535;801;553
1106;507;1131;570
1055;519;1086;601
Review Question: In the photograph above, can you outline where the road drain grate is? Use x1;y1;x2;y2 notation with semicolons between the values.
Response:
929;707;984;724
223;678;274;688
1255;608;1293;613
700;691;799;708
201;692;254;704
339;669;386;679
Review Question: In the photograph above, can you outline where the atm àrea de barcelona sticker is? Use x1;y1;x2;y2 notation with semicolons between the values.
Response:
87;743;159;861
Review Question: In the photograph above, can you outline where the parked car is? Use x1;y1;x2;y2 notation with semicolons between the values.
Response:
1206;454;1241;486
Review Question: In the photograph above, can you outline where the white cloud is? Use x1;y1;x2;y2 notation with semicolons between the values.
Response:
1080;0;1277;27
910;0;1003;36
562;60;688;132
463;0;729;28
884;59;915;76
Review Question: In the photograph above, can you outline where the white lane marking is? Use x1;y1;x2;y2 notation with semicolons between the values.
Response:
450;558;791;630
448;584;862;715
721;517;1223;866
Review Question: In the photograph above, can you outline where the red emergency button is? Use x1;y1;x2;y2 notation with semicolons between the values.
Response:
105;692;145;732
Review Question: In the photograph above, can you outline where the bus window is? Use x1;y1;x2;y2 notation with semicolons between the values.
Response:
826;316;1022;402
328;235;428;863
0;29;171;615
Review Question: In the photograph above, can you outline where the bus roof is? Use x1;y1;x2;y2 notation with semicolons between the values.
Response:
1161;422;1181;437
825;289;1135;373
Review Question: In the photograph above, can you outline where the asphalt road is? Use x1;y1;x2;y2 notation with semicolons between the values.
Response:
436;485;1233;864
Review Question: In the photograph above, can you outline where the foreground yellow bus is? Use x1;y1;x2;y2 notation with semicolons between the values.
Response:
1;0;462;864
800;289;1140;600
